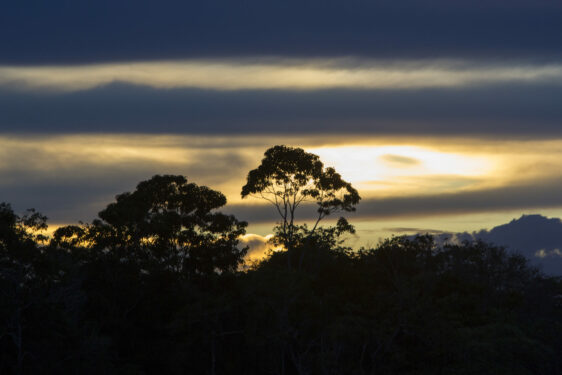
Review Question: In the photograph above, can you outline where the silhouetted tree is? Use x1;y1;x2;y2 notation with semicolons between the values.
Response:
241;145;360;256
54;175;248;276
0;204;99;375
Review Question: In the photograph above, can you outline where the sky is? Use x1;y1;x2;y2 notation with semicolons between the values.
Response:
2;1;562;270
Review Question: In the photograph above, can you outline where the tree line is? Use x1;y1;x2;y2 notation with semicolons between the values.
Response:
1;145;561;374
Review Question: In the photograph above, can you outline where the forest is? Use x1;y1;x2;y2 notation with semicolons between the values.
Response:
1;146;561;374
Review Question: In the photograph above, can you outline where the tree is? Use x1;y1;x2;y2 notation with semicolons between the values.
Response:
0;203;47;375
0;203;48;259
53;175;248;276
241;145;360;252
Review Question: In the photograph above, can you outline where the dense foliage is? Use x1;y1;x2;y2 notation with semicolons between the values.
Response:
1;198;561;374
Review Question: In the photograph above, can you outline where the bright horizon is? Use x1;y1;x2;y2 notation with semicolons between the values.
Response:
3;133;562;257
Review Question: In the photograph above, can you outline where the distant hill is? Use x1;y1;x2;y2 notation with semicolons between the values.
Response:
432;215;562;276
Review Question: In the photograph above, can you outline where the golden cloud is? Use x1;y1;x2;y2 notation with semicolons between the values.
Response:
2;59;562;91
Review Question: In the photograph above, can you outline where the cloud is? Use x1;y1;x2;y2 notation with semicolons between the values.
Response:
2;81;562;136
1;1;562;64
0;135;260;223
356;179;562;219
383;227;448;235
535;249;562;258
239;233;279;262
380;154;420;167
4;59;562;92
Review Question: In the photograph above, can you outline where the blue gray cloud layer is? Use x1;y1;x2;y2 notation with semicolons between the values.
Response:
2;1;562;64
2;82;562;136
3;1;562;136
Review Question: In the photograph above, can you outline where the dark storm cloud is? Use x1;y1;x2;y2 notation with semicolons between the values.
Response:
2;1;562;64
2;82;562;136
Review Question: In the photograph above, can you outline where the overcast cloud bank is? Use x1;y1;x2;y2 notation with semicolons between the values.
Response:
2;1;562;64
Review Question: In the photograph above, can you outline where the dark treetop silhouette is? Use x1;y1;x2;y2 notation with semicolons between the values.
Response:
53;175;248;276
241;145;360;252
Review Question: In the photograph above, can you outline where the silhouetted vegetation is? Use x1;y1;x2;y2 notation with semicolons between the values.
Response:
242;145;360;269
1;149;561;374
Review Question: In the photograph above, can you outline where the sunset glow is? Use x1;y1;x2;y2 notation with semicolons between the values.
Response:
309;145;495;194
2;134;561;246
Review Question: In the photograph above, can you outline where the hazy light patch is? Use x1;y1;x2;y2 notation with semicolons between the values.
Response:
382;227;448;235
535;249;562;258
239;233;281;262
3;59;562;92
360;175;487;197
380;154;420;166
309;145;495;195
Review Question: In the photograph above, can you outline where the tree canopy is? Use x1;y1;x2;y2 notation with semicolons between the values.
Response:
53;175;248;275
241;145;360;250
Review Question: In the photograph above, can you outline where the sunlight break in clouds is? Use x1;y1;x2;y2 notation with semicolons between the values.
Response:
309;145;495;195
238;234;281;262
2;59;562;91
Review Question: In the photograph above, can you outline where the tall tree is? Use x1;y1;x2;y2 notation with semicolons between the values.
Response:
241;145;360;251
